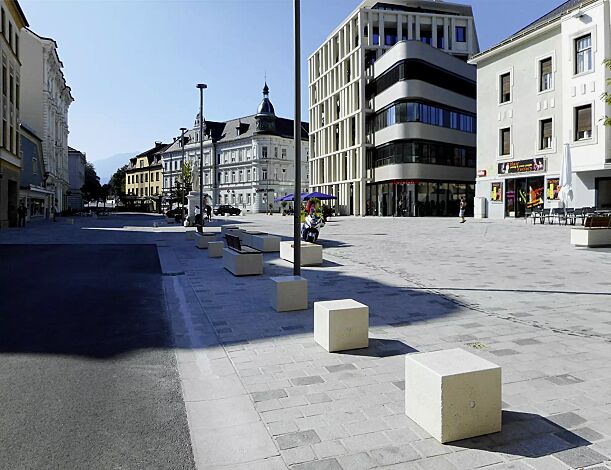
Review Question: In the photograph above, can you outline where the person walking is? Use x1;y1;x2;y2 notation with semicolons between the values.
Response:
194;205;201;226
459;197;467;223
17;203;27;227
205;204;212;222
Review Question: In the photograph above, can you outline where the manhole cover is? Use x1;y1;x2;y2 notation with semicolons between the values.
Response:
465;341;488;350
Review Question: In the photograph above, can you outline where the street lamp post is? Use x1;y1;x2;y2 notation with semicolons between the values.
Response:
180;127;187;222
293;0;301;275
197;83;207;232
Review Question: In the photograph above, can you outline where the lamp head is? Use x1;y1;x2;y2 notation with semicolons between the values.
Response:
196;83;208;89
180;127;187;132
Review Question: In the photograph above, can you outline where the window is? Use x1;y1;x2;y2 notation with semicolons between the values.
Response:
145;173;148;182
540;119;552;149
540;57;552;91
500;128;511;155
145;187;148;196
456;26;466;43
281;148;287;159
262;168;267;180
156;172;159;181
136;175;139;183
1;8;4;35
499;73;511;103
575;104;592;140
2;66;6;96
247;169;251;181
274;147;278;158
262;146;268;159
247;194;251;205
575;34;592;74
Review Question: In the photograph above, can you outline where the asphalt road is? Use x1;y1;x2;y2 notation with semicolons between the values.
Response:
0;244;194;470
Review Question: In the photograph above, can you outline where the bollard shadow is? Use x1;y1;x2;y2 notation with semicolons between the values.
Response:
451;411;596;459
336;339;418;358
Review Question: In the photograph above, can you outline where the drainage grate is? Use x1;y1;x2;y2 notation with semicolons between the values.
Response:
465;341;489;350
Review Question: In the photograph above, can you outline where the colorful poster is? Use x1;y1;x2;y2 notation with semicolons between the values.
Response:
547;178;560;200
490;182;503;202
498;158;545;175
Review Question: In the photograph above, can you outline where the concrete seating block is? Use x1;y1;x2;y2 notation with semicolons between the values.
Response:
251;235;281;252
280;241;323;266
271;276;308;312
241;231;267;247
165;217;174;224
186;230;195;240
314;299;368;352
221;225;239;235
208;241;224;258
405;348;502;443
223;248;263;276
570;227;611;247
195;233;217;249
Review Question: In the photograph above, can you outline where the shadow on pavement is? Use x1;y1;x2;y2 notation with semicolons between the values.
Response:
336;338;418;358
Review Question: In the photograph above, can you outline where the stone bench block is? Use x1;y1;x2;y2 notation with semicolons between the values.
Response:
208;241;224;258
186;230;196;240
195;233;217;249
570;227;611;247
405;348;502;443
223;248;263;276
251;235;281;252
280;241;323;266
221;225;239;235
271;276;308;312
241;231;267;247
314;299;368;352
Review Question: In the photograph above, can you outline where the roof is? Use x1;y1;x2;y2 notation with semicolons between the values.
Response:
128;142;169;168
471;0;598;62
9;1;28;28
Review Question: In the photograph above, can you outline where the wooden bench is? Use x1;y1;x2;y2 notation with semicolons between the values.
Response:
571;216;611;247
223;234;263;276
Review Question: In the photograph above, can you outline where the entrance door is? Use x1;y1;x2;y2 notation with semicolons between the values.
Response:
597;178;611;209
516;179;527;218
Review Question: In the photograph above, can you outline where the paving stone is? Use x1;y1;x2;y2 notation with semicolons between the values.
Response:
324;364;357;373
548;412;588;429
291;376;326;386
306;393;332;404
252;389;289;402
335;452;377;470
368;444;420;466
280;445;316;466
276;430;322;450
268;421;299;436
415;455;458;470
545;374;585;386
312;440;348;459
489;348;520;356
552;446;608;468
290;458;342;470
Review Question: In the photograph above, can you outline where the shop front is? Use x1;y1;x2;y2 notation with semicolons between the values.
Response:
366;180;474;217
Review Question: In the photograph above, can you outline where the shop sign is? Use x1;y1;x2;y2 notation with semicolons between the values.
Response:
546;177;560;200
498;158;545;175
490;182;503;202
390;179;420;185
477;170;487;177
255;188;275;193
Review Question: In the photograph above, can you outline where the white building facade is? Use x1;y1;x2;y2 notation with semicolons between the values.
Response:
20;28;73;213
308;0;479;215
0;0;27;228
470;0;611;218
162;84;309;214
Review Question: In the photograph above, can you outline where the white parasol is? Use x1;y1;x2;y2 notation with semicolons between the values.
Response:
559;143;573;207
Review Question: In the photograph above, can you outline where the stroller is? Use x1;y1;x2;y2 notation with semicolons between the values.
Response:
301;212;325;243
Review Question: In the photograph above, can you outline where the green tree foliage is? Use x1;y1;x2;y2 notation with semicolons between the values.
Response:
602;59;611;126
182;161;193;193
81;162;101;203
109;164;128;198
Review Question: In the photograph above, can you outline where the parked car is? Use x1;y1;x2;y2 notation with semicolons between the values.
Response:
214;205;241;216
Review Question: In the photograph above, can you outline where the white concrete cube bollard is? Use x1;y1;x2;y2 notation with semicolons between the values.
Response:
280;241;323;266
405;348;502;443
251;235;281;252
314;299;368;352
223;248;263;276
570;227;611;247
271;276;308;312
195;233;217;249
208;241;224;258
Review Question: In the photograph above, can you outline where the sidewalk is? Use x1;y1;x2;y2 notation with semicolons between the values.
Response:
165;215;611;470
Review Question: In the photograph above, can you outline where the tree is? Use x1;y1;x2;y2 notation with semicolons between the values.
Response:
182;161;193;193
81;162;101;204
109;164;128;198
100;184;110;208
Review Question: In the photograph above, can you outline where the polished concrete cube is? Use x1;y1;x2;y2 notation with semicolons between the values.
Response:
241;231;267;247
223;248;263;276
405;348;502;443
280;241;323;266
571;228;611;247
271;276;308;312
314;299;368;352
251;235;280;252
208;241;224;258
195;233;217;249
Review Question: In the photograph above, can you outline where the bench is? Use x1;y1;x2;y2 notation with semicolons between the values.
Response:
240;230;267;247
221;225;239;235
405;348;502;443
250;234;281;252
223;234;263;276
280;241;323;266
207;241;224;258
571;216;611;247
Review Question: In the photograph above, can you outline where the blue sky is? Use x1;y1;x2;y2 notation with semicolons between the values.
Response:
21;0;563;163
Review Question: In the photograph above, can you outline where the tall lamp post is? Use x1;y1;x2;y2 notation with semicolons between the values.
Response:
197;83;207;232
180;127;187;222
293;0;301;275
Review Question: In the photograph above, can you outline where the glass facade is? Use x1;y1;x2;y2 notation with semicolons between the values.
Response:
368;140;475;169
368;101;476;134
366;181;474;217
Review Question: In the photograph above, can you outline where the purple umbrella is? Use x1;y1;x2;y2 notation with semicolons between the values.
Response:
303;191;337;200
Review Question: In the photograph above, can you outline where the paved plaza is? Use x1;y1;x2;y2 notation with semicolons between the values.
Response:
1;213;611;469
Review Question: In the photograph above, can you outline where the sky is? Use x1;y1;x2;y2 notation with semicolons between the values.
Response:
20;0;564;163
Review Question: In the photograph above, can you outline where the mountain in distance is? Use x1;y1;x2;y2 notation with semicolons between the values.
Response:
90;152;137;184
